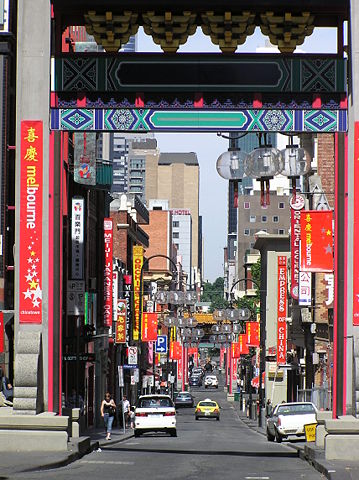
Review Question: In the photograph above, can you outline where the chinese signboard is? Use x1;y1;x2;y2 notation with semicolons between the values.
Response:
290;194;305;299
170;341;182;360
71;197;84;280
123;275;132;343
300;210;333;272
133;245;143;341
277;256;287;365
74;132;96;186
141;313;158;342
299;271;312;306
246;321;260;347
115;299;127;343
19;121;43;324
103;218;113;327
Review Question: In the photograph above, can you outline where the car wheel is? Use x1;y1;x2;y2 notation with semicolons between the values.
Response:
216;417;220;421
195;416;199;420
134;430;141;438
266;428;275;442
275;429;283;443
205;386;208;389
170;429;177;437
216;386;218;389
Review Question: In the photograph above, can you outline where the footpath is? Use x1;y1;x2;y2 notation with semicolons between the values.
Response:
0;426;134;478
233;402;359;480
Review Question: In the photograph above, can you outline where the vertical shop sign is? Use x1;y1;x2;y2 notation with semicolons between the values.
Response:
277;256;287;365
142;313;158;342
115;299;127;343
103;218;113;327
299;271;312;306
113;271;118;323
123;275;132;343
354;122;359;324
133;246;143;341
300;211;333;272
19;121;43;324
290;194;305;299
71;197;84;280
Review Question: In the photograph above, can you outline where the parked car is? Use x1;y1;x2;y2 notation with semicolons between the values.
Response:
204;375;219;389
175;392;194;408
189;375;202;387
266;402;317;443
195;398;220;421
134;395;177;437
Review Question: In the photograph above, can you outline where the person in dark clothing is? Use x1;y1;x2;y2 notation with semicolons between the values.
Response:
0;367;13;403
100;392;116;440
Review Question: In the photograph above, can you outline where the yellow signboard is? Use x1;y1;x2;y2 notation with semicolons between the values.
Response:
133;245;143;341
304;423;317;442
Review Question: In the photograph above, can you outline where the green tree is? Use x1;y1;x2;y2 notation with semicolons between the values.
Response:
201;277;229;312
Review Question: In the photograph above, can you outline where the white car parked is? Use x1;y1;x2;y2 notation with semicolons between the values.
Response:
266;402;317;443
134;395;177;437
204;375;219;389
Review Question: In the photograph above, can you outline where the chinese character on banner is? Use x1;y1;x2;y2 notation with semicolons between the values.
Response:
141;313;158;342
246;322;260;347
300;210;333;272
232;358;238;384
239;334;249;355
103;219;113;327
277;256;287;365
170;341;182;360
231;342;241;358
133;246;143;341
19;121;43;324
290;194;304;299
115;299;127;343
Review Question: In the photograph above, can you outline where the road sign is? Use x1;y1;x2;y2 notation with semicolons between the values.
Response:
155;335;167;354
67;280;85;315
128;346;138;365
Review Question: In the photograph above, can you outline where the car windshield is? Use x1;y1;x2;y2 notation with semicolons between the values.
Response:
206;376;217;380
277;404;316;415
138;397;173;408
199;401;217;407
177;394;191;398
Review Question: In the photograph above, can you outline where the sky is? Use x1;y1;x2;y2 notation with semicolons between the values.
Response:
137;26;338;281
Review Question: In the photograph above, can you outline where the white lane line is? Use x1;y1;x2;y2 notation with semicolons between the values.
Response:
124;442;140;445
80;460;135;465
245;477;270;479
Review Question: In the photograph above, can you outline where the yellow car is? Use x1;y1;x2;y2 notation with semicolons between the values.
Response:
195;399;220;421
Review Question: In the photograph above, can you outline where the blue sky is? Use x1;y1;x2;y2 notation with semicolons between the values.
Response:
137;27;338;281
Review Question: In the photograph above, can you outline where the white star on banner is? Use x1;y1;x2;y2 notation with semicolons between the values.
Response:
28;258;33;264
32;299;40;308
25;273;33;282
23;289;33;299
33;286;42;301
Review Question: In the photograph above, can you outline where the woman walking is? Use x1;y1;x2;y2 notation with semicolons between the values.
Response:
101;392;116;440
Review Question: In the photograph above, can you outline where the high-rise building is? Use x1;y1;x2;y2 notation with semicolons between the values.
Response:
146;153;200;283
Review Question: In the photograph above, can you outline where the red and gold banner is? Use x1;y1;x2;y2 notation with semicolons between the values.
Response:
103;218;113;327
232;358;238;385
246;321;260;347
300;210;333;272
19;121;43;324
133;245;143;341
220;347;225;369
115;299;127;343
231;342;241;358
169;341;182;360
277;256;287;365
290;195;305;299
177;355;183;382
239;334;249;355
142;313;158;342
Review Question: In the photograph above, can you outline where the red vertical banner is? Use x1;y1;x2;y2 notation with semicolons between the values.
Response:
220;347;225;369
300;210;334;272
177;356;183;383
354;122;359;324
277;256;287;365
246;322;260;347
19;121;43;324
231;342;241;358
0;312;3;353
115;299;127;343
170;341;182;360
232;357;238;386
290;194;305;299
132;246;143;341
141;313;158;342
239;334;249;355
103;218;113;327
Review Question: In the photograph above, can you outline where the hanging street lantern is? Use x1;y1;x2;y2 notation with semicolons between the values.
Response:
216;149;249;207
245;146;283;206
281;143;311;199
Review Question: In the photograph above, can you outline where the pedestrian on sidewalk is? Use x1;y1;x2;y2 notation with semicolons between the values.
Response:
101;392;116;440
122;395;130;428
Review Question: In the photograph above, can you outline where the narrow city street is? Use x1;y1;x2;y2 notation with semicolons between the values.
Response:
13;381;323;480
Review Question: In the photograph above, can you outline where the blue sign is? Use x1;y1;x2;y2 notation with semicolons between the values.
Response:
155;335;167;354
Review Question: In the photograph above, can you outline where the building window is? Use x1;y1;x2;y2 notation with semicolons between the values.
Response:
278;202;285;209
250;215;256;223
173;221;179;228
173;232;179;239
278;229;285;235
261;216;267;223
244;229;250;236
244;201;250;209
273;215;279;223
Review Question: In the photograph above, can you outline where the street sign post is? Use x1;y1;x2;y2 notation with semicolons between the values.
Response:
155;335;168;354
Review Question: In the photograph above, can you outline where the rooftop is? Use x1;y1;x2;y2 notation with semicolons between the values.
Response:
159;152;198;166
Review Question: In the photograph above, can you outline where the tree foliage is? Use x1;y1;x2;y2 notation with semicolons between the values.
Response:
201;277;229;311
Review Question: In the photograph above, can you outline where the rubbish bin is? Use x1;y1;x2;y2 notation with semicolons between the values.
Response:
234;393;240;402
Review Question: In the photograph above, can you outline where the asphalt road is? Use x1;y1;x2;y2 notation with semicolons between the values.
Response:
14;384;324;480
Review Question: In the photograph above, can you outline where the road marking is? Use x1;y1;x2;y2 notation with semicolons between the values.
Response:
125;442;140;445
245;477;270;479
81;460;135;465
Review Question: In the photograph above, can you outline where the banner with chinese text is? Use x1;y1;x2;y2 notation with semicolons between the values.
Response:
103;218;113;327
170;341;182;360
300;210;333;272
290;194;305;299
142;312;158;342
231;342;241;358
71;197;84;280
133;246;143;341
239;334;249;355
19;121;43;324
115;299;127;343
277;256;287;365
246;321;260;347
